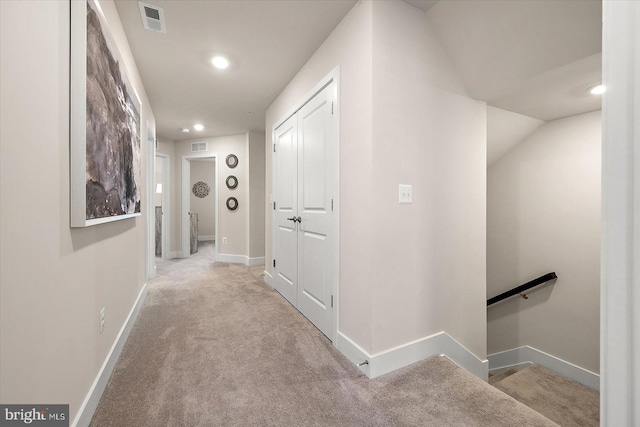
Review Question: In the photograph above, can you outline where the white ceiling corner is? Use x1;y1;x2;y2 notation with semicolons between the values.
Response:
424;0;602;163
426;0;602;122
487;106;545;166
404;0;440;13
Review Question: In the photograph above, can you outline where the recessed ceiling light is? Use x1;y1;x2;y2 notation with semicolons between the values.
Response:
211;56;229;69
193;124;204;131
589;84;605;95
180;128;190;133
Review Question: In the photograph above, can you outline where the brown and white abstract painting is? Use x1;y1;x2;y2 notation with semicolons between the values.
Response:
71;0;141;227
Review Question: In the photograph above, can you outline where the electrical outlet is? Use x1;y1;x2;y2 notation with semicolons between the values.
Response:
99;307;106;334
222;237;227;244
399;184;413;204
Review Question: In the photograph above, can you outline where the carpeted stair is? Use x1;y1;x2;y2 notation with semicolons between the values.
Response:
489;364;599;427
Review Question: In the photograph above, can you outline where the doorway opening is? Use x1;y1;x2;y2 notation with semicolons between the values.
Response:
154;152;170;263
182;154;219;261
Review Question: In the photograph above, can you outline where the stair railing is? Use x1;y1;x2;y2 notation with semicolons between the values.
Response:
487;272;557;307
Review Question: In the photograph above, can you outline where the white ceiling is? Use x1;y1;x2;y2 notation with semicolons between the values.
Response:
426;0;602;121
116;0;602;149
115;0;357;141
405;0;439;13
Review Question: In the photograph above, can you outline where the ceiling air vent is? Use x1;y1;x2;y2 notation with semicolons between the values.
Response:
138;2;166;33
191;142;208;153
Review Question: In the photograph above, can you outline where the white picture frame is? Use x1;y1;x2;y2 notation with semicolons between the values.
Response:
70;0;142;227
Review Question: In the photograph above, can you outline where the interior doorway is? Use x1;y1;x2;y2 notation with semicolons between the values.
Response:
155;152;170;262
182;154;219;260
271;70;340;342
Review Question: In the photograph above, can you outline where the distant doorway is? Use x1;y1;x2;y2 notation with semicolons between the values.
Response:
155;152;170;261
182;154;219;260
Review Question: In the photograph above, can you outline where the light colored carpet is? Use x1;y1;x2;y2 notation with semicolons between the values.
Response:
91;244;556;426
493;364;599;427
489;368;519;385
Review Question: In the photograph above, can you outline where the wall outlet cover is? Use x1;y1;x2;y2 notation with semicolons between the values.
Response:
399;184;413;203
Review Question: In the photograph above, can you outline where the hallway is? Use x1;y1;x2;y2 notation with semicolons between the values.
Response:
90;248;554;427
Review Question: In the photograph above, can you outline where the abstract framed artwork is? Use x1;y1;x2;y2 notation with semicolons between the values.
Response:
71;0;142;227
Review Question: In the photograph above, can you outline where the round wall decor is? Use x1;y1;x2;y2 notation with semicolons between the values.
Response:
226;197;239;211
226;154;239;168
226;175;238;189
192;181;210;198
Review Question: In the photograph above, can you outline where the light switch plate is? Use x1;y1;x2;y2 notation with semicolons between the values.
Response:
399;184;412;203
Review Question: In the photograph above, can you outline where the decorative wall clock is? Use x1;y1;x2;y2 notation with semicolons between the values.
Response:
226;197;238;211
226;154;238;168
226;175;238;189
192;181;210;198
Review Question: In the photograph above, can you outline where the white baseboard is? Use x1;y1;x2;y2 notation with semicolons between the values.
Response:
72;283;148;427
336;330;488;380
247;256;265;266
336;331;370;376
487;345;600;391
217;253;265;266
198;235;215;242
216;253;246;264
263;271;273;286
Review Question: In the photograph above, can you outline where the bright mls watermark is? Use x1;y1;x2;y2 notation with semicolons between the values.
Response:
0;405;68;426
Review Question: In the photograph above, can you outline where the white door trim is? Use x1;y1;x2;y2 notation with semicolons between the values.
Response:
272;67;340;344
181;153;219;260
146;123;156;280
601;1;640;424
156;152;171;260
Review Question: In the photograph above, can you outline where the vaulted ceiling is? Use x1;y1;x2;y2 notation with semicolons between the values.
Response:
426;0;602;121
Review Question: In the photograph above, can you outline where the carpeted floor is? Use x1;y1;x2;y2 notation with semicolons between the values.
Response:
91;243;556;426
492;365;599;427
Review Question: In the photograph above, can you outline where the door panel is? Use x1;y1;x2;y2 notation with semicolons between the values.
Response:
273;115;298;305
300;230;327;307
300;102;327;209
296;82;336;338
272;80;337;340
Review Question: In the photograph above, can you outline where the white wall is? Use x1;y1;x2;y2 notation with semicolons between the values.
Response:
370;0;487;358
174;134;249;257
487;110;601;373
265;0;374;350
0;0;155;422
248;131;266;258
189;160;216;238
156;137;178;252
266;0;487;363
487;106;545;165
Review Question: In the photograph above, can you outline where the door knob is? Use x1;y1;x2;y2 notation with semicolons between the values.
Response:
296;216;302;223
287;217;296;222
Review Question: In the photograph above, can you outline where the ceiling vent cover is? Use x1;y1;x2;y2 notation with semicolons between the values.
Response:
138;2;166;33
191;142;208;152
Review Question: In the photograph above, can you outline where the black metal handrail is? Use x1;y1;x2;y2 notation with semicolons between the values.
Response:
487;272;558;306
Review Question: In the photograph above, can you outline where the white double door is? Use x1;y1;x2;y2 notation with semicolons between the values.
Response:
273;81;337;340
